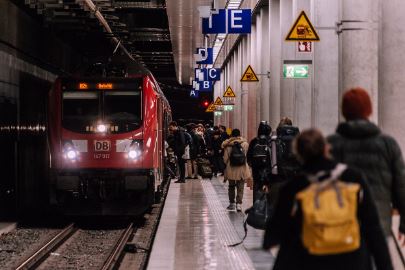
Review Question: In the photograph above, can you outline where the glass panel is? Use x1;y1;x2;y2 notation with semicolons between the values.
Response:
104;91;142;132
62;92;99;132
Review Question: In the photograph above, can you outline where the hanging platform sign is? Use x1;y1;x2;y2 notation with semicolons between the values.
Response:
240;65;259;82
202;9;252;34
195;68;221;81
195;47;213;64
285;11;320;42
190;90;199;98
192;80;213;92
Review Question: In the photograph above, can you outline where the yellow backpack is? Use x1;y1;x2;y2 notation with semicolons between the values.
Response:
295;164;361;255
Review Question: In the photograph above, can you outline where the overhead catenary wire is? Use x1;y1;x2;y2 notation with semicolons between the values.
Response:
81;0;135;61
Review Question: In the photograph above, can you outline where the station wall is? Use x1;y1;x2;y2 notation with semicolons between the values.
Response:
213;0;405;153
0;1;80;218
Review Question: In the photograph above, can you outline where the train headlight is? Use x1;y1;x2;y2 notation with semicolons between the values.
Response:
127;140;142;160
97;124;107;133
128;150;140;159
63;142;79;161
66;149;77;160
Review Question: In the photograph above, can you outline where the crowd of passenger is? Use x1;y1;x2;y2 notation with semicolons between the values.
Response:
166;88;405;270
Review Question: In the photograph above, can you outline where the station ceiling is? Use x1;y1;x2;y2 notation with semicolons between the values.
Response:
20;0;177;84
166;0;211;85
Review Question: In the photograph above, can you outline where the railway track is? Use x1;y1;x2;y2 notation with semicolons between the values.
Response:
15;223;133;270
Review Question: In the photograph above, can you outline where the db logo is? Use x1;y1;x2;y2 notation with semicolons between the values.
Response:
94;140;110;152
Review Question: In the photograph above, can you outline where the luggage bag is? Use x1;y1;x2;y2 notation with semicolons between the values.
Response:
197;158;213;179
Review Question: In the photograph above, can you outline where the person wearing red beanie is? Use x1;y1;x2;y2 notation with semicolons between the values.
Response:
328;87;405;269
342;87;372;120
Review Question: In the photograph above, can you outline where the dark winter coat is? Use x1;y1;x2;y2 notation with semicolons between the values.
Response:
189;131;200;159
328;120;405;235
169;128;186;157
263;158;393;270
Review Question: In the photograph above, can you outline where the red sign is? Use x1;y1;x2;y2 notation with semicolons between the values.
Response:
298;41;312;53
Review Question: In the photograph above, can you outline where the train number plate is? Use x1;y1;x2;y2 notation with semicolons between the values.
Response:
94;153;110;159
94;140;111;152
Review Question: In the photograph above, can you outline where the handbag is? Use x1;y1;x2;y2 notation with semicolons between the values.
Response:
246;192;271;230
182;145;190;160
228;192;272;247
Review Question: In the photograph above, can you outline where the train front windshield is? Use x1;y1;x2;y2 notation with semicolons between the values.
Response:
62;81;142;133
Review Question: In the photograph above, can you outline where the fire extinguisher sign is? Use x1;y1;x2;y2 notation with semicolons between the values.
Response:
297;41;312;53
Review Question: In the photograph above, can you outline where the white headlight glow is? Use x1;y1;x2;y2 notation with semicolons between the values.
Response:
67;149;77;160
97;124;107;133
128;150;139;159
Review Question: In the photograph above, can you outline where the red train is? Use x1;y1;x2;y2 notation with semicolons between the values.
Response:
48;72;171;216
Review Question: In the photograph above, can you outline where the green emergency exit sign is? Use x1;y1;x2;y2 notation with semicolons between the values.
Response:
283;64;309;78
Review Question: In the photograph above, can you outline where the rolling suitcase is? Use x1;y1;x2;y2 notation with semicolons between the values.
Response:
197;158;213;179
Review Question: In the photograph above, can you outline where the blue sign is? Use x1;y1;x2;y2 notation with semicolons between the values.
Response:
195;48;213;65
190;90;199;98
202;9;251;34
195;68;221;81
192;80;213;92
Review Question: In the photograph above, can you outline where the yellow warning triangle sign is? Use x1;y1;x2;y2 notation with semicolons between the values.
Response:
223;86;236;97
213;97;224;106
241;65;259;82
285;11;320;41
205;103;216;112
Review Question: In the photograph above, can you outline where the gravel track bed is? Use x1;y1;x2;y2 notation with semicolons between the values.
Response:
0;228;59;270
37;228;124;270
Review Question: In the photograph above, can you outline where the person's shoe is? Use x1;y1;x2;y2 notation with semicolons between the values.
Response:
174;179;185;183
185;176;192;179
192;176;198;179
236;204;242;212
227;203;236;211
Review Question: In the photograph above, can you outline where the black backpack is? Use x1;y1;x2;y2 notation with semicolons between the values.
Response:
251;135;271;167
230;142;246;166
276;126;300;176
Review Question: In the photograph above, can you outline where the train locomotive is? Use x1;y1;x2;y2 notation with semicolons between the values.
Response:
48;66;171;216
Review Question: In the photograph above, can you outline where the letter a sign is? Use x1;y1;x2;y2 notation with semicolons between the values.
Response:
285;11;320;42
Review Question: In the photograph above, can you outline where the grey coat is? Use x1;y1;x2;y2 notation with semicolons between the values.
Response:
328;120;405;236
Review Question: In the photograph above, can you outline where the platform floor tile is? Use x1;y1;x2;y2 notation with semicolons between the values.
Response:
147;177;274;270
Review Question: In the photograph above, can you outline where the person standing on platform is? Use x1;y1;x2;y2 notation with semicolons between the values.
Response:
328;88;405;264
185;123;199;179
219;125;229;141
212;130;225;177
222;129;252;212
168;121;186;183
247;121;272;202
264;129;393;270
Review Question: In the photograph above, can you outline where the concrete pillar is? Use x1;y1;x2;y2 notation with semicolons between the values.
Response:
255;12;262;125
260;7;270;123
247;24;257;139
312;0;340;134
280;0;295;123
340;0;379;123
269;0;281;127
379;0;405;152
292;0;312;129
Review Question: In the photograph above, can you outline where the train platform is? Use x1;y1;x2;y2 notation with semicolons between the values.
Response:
147;177;275;270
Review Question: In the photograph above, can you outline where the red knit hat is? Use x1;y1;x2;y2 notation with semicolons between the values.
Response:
342;88;372;120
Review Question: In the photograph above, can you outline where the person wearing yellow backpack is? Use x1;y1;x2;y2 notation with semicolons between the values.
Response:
263;129;393;270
